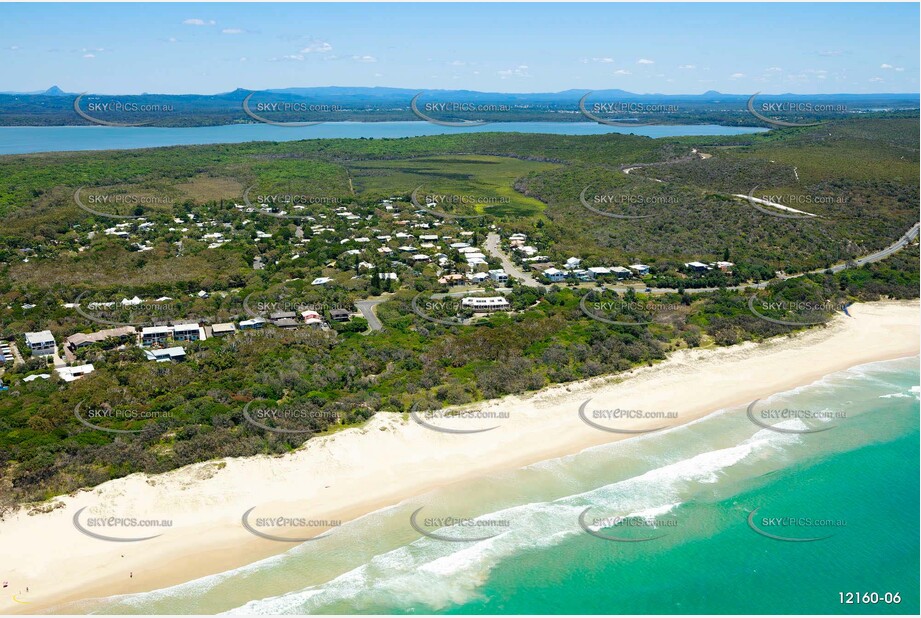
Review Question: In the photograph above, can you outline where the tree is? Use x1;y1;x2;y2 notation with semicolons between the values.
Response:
370;270;381;295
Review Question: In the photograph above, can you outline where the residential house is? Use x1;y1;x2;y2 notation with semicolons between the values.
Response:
269;311;297;326
629;264;650;276
461;297;511;312
438;274;466;286
302;310;324;327
144;347;186;362
239;317;267;330
544;268;567;283
488;269;509;283
211;323;237;337
65;326;136;352
57;364;95;382
588;266;612;277
684;261;710;273
24;330;56;356
172;323;202;342
141;326;171;347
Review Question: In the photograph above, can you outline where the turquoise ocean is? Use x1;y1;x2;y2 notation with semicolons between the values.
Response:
63;356;919;615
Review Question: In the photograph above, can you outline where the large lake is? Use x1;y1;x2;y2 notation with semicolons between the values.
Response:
0;122;767;155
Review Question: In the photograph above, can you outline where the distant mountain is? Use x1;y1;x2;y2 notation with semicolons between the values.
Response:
0;85;74;95
0;85;916;127
0;85;917;103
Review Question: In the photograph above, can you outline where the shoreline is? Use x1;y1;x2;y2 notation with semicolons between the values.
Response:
1;300;918;614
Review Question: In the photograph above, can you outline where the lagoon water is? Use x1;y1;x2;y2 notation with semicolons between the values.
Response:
0;122;767;156
67;356;919;615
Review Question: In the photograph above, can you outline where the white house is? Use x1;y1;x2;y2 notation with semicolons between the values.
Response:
172;323;202;342
685;261;710;273
144;347;186;362
141;326;171;347
611;267;632;279
565;257;582;269
24;330;56;356
57;364;95;382
488;269;509;283
629;264;650;276
239;317;266;330
461;297;511;312
544;267;566;283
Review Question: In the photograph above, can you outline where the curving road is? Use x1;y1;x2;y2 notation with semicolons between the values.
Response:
356;298;387;331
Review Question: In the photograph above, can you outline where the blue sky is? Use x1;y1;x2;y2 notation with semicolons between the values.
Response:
2;3;918;94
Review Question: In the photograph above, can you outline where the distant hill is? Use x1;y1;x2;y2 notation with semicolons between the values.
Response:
0;86;916;127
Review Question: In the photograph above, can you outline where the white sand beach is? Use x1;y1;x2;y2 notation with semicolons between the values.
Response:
0;300;918;614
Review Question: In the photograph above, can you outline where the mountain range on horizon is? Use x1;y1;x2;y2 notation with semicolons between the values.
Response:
0;85;918;101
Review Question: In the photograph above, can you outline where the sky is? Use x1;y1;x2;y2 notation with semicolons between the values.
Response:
1;2;918;95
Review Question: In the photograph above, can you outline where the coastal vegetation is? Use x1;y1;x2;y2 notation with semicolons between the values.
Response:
0;116;917;507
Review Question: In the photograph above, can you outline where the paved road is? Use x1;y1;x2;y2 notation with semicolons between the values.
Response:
356;298;387;331
552;221;920;297
484;232;541;287
828;222;920;272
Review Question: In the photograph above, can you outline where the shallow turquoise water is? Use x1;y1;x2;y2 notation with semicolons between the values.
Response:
76;356;919;615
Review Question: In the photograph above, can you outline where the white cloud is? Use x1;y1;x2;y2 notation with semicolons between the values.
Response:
498;65;530;79
352;55;377;63
591;57;615;64
678;64;696;70
881;63;893;69
167;37;178;43
239;57;247;62
765;67;782;72
183;18;215;26
300;41;333;53
895;67;905;72
450;60;466;66
222;28;245;35
818;50;843;57
279;54;304;62
869;77;884;83
613;69;631;75
82;53;95;59
730;72;745;79
8;45;21;51
637;58;654;65
374;72;383;78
